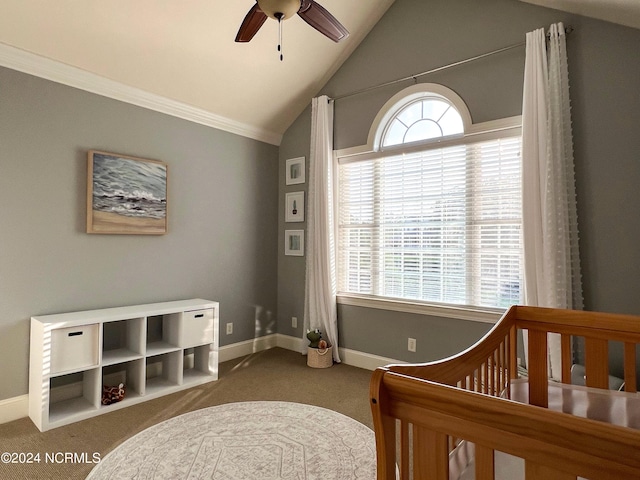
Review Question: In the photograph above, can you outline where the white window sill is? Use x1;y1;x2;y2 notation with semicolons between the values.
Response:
336;294;505;324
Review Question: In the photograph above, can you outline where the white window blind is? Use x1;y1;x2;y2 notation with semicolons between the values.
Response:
337;135;523;309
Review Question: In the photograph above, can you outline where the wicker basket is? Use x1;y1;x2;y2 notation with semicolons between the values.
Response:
307;346;333;368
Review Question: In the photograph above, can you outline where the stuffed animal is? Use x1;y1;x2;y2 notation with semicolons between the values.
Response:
102;383;125;405
306;329;322;348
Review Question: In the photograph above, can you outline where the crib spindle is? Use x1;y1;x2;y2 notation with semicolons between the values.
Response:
399;420;410;480
493;353;497;393
505;333;513;398
483;363;489;394
415;427;448;480
509;325;518;381
585;338;609;389
624;342;637;393
497;342;503;394
528;329;549;407
475;444;495;480
496;344;504;396
498;340;505;394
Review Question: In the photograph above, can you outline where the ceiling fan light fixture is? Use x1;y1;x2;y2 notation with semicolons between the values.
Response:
257;0;301;20
235;0;349;45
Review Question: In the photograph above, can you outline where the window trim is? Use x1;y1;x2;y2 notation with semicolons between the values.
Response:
337;294;504;324
334;83;523;323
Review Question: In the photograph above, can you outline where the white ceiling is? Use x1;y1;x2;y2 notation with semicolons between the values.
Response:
0;1;637;145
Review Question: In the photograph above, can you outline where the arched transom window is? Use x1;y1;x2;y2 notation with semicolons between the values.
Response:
382;96;464;147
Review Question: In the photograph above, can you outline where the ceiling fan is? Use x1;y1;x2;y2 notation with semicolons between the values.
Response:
235;0;349;59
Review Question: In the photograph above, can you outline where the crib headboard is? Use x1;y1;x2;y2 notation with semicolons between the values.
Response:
370;305;640;479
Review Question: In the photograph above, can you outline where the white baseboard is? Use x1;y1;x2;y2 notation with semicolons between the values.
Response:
337;347;404;371
276;333;305;353
0;394;28;425
219;334;402;371
218;334;280;363
1;335;400;425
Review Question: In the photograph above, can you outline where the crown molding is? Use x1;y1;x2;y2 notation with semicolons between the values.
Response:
518;0;640;31
0;43;282;146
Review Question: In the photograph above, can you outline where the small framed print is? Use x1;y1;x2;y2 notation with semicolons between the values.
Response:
285;191;304;222
286;157;305;185
285;230;304;256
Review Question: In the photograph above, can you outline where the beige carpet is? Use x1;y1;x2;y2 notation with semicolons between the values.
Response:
0;348;374;480
86;401;375;479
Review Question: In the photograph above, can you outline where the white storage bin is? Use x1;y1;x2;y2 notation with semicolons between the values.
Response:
166;309;214;348
50;324;99;374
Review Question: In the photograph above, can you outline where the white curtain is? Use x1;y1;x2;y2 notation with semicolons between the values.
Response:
303;95;341;363
521;23;583;379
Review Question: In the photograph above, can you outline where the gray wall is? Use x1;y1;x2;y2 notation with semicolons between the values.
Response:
277;0;640;362
0;67;279;400
277;106;311;343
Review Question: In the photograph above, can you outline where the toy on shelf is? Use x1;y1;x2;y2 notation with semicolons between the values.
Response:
101;383;125;405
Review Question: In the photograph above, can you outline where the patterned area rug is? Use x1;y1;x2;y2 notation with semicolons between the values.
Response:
86;401;376;479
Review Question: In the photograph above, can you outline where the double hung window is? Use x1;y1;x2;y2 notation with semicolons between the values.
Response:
336;85;523;310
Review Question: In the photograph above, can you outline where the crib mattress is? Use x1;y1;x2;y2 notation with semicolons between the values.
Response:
510;378;640;428
453;380;640;480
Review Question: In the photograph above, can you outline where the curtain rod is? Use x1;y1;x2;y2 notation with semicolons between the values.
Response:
329;25;573;102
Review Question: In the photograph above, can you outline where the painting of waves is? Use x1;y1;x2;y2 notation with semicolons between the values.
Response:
87;151;168;234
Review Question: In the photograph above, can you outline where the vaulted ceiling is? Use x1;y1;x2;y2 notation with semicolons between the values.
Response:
0;1;637;145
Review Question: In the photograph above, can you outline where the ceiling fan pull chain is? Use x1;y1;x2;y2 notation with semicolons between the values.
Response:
277;14;284;61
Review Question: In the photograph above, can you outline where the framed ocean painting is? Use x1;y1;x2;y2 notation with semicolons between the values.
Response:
87;151;168;235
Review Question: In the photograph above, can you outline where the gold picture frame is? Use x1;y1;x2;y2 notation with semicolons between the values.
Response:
87;150;168;235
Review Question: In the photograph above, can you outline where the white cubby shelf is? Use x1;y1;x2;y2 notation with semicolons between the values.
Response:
29;299;219;431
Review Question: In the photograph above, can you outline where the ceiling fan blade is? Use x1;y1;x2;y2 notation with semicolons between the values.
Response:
235;3;268;42
298;0;349;43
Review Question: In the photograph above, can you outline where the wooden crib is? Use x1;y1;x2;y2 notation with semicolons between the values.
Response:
369;305;640;479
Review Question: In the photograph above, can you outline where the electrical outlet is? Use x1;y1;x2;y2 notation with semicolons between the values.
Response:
292;316;298;328
226;322;233;335
408;338;417;352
